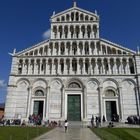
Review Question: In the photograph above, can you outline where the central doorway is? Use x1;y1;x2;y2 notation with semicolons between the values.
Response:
33;101;44;116
106;101;117;121
67;95;81;121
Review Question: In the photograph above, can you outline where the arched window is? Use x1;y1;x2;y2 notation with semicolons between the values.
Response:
35;90;44;96
56;18;60;22
76;12;79;21
68;82;81;88
85;15;89;21
61;16;65;21
66;14;70;21
80;14;84;21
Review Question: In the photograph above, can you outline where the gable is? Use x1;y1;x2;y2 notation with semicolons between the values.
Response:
51;7;99;23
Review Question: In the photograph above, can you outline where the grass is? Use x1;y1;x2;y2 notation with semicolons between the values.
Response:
91;128;140;140
0;126;52;140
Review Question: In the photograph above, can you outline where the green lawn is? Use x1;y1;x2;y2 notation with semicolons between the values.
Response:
91;128;140;140
0;126;52;140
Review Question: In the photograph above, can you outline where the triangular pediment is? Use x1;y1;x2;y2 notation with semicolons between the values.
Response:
51;6;99;22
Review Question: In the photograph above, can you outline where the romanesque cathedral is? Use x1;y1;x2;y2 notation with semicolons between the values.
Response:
5;2;140;123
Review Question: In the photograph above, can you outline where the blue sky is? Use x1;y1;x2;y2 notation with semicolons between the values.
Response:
0;0;140;103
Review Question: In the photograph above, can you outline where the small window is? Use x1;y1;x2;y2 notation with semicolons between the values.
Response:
105;89;116;97
35;90;44;96
68;82;81;88
90;17;94;21
56;18;60;22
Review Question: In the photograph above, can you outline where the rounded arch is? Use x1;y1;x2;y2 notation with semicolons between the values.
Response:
32;78;48;87
103;87;118;97
86;78;100;86
66;78;84;88
33;87;46;96
121;78;136;87
103;78;119;87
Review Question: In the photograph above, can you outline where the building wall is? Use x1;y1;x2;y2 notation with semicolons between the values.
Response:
5;75;139;122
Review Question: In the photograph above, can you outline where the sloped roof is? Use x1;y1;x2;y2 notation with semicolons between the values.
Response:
16;39;50;56
100;38;136;54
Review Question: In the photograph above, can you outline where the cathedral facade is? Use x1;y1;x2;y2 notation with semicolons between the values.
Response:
5;2;140;123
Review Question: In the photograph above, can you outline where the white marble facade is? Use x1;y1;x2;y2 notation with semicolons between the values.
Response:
5;2;140;123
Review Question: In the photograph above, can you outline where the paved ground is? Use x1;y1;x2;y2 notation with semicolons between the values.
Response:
34;127;100;140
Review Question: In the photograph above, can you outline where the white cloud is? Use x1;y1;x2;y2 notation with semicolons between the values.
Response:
42;28;51;39
0;80;6;88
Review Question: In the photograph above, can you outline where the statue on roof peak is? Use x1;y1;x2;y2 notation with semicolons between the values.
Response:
73;0;77;7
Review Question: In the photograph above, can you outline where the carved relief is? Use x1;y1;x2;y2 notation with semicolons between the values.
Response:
35;90;44;96
18;81;28;89
51;80;62;89
87;81;97;90
33;80;46;88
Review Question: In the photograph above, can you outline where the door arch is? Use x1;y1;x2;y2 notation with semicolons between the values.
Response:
65;81;84;121
103;88;119;122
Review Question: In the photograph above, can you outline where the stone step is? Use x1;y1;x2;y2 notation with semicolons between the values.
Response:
68;121;86;128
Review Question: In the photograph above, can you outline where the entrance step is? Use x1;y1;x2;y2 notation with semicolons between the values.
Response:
68;121;87;128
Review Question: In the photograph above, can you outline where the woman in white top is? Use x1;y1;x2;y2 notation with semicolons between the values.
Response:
64;120;68;132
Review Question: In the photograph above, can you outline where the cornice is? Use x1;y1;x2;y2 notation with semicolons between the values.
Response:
100;38;136;54
16;39;50;56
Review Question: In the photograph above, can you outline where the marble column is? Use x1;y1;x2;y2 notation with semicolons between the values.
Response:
77;58;80;75
64;59;67;75
108;59;111;74
52;59;55;75
27;86;32;118
134;86;140;116
46;59;49;75
61;85;65;119
88;59;91;75
34;60;38;75
46;86;50;120
95;59;98;74
83;86;87;120
99;86;103;124
83;59;85;74
119;86;124;121
126;59;130;74
57;59;61;75
115;59;118;74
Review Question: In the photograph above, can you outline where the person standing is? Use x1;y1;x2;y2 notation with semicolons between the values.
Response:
64;120;68;133
91;115;94;127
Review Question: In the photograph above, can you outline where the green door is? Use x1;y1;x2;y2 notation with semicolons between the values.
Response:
67;95;81;121
106;101;117;121
33;101;44;116
106;101;112;121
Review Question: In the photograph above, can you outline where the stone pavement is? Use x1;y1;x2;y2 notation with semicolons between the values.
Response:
34;127;100;140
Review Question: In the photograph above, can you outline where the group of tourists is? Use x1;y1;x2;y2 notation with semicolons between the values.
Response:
0;117;21;126
90;114;119;128
90;115;102;128
28;114;43;125
127;115;140;125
